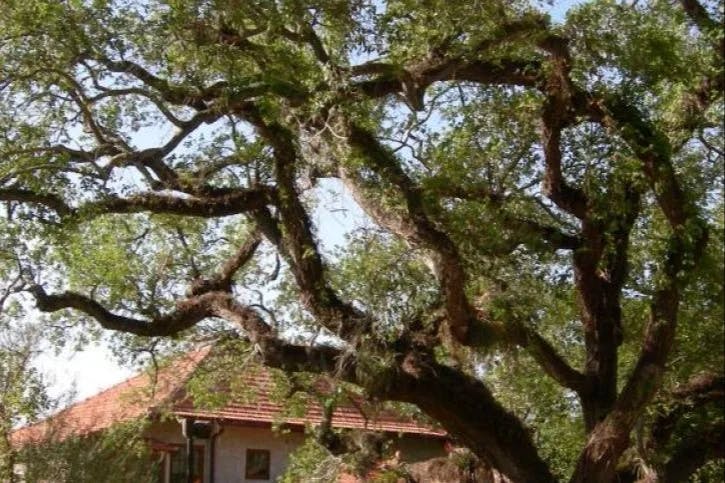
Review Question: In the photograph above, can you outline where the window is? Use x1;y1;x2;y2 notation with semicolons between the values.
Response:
245;449;271;480
169;445;205;483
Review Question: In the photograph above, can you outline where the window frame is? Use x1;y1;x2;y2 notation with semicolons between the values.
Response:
166;444;206;483
244;448;271;480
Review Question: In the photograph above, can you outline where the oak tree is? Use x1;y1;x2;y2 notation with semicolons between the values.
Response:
0;0;723;481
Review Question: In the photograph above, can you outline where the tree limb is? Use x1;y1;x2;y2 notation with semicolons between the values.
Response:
30;286;222;337
572;94;708;483
0;187;73;217
0;185;275;220
516;326;587;393
678;0;721;36
345;123;475;344
539;37;588;220
650;371;725;454
188;229;263;296
92;56;220;110
663;422;724;483
242;108;369;341
425;180;582;250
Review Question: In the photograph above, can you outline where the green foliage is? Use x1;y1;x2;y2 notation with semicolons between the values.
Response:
488;350;585;480
0;321;54;481
331;232;438;333
279;437;343;482
0;0;722;480
18;419;160;483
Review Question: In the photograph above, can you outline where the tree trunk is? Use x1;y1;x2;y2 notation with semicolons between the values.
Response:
376;353;556;483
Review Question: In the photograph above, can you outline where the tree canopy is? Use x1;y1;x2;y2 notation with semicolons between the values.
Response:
0;0;723;481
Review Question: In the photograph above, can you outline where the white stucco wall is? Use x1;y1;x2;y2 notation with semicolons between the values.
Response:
146;420;305;482
214;425;305;482
145;420;445;482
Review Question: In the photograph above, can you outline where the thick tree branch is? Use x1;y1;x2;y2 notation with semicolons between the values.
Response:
345;124;475;344
663;422;724;483
188;229;263;296
572;100;708;483
575;184;641;431
540;115;588;219
94;187;275;217
30;286;221;337
29;283;355;385
0;187;73;216
258;340;355;379
253;327;558;483
0;186;275;219
28;221;271;339
348;16;553;108
539;37;588;220
242;109;368;341
28;260;267;341
678;0;721;37
375;352;556;483
353;59;540;108
515;326;587;393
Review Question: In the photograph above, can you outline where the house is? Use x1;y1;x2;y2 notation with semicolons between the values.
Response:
11;346;448;482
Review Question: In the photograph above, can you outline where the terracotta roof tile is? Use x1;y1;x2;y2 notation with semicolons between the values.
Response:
11;348;210;446
172;369;444;436
12;347;444;446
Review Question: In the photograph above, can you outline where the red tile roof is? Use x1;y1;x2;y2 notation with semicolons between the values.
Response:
11;348;210;446
171;368;444;436
12;346;444;446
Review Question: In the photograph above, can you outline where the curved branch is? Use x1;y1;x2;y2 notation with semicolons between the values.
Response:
678;0;721;36
242;108;368;341
92;56;220;110
88;87;187;127
348;17;552;106
539;38;588;220
663;422;724;483
517;326;587;392
425;180;582;250
29;286;273;342
0;187;73;216
345;124;475;344
377;352;556;483
30;285;210;337
540;114;588;219
188;229;263;296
